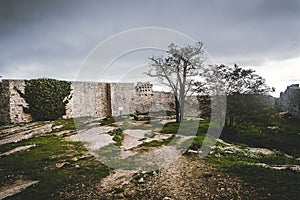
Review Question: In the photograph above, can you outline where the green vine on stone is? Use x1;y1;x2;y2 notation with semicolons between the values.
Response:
16;78;72;121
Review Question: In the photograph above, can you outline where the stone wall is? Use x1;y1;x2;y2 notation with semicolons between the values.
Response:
279;84;300;118
4;80;32;123
0;80;201;124
130;91;174;114
110;83;135;116
65;82;111;119
128;82;175;114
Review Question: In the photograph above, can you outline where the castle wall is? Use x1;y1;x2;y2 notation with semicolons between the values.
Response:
279;84;300;118
110;83;135;116
0;80;200;124
7;80;32;123
128;82;175;114
65;82;111;118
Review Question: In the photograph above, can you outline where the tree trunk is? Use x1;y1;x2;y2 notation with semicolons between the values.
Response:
175;95;180;123
180;96;185;122
179;61;187;122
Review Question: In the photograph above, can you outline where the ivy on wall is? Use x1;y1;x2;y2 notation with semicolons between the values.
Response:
17;78;72;121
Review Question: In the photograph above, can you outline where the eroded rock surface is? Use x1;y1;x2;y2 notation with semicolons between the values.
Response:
0;180;39;200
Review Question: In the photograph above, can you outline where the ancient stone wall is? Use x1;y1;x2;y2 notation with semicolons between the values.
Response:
279;84;300;118
65;82;111;118
1;80;33;124
0;80;200;124
110;83;135;116
128;82;175;114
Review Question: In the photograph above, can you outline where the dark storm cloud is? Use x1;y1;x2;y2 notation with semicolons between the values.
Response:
0;0;299;84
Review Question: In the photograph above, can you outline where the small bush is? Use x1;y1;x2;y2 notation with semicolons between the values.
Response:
17;78;72;121
109;128;124;146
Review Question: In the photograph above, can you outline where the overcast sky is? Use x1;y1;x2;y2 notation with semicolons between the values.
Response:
1;0;300;97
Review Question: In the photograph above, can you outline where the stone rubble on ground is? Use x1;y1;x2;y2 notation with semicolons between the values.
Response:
0;180;39;200
0;144;36;157
0;123;52;145
212;139;300;173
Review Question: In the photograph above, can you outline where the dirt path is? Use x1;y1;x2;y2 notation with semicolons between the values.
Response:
97;155;257;200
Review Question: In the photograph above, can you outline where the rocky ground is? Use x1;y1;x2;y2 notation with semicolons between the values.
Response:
0;117;299;199
96;155;257;200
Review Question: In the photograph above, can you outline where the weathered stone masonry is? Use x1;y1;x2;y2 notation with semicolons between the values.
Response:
0;80;32;124
65;82;113;119
1;80;200;124
279;84;300;118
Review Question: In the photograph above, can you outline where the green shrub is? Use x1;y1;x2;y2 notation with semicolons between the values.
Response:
109;128;124;146
17;78;72;121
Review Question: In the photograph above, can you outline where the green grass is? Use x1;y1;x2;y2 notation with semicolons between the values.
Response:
178;134;216;152
159;119;210;135
209;147;299;166
95;144;146;170
1;114;298;199
221;117;300;157
206;151;300;200
0;135;110;199
228;165;300;200
108;128;124;146
136;135;177;149
172;116;300;199
52;118;76;131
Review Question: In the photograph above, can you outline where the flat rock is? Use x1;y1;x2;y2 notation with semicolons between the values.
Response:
0;180;39;199
69;126;115;150
0;144;36;157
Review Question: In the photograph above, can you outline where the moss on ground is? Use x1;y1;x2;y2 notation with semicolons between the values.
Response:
136;135;177;149
160;119;210;135
0;135;110;199
206;152;300;200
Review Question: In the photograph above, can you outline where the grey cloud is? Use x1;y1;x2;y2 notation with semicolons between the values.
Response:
0;0;299;86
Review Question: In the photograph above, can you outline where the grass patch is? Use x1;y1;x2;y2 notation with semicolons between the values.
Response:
95;144;142;170
137;135;176;148
221;117;300;157
206;152;300;199
160;119;210;135
108;128;124;146
52;118;76;131
177;134;216;153
0;135;110;199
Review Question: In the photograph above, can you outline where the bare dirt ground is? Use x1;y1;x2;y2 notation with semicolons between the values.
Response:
95;155;257;200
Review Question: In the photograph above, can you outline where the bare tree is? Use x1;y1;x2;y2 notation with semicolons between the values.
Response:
146;42;206;122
